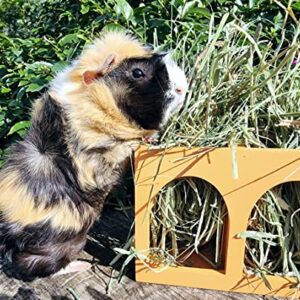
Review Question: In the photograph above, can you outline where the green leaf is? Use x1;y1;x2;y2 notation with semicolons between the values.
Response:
292;2;300;11
115;0;134;21
26;83;46;92
18;80;29;87
8;121;31;135
26;61;52;70
102;23;126;32
180;1;197;19
11;48;22;57
80;4;90;14
189;7;211;18
0;33;15;46
1;87;11;94
58;34;79;47
51;61;69;73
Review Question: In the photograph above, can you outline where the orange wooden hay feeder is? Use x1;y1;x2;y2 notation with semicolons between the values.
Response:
134;146;300;297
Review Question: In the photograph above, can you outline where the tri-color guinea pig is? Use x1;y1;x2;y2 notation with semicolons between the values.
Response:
0;31;188;279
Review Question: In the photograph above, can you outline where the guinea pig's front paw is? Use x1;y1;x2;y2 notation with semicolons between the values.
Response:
142;132;160;144
52;260;91;277
103;141;138;166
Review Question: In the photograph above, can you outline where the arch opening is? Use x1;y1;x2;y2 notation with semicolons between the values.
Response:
243;181;300;278
150;177;228;271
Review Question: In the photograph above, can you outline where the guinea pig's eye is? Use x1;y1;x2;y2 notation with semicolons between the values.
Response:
132;68;144;79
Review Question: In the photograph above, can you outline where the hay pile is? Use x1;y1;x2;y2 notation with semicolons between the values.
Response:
149;15;300;283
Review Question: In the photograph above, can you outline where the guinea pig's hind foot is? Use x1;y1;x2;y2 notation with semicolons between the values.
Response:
52;260;92;277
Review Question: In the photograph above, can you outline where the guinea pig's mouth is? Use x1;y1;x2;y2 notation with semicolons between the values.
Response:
170;93;186;110
159;92;187;128
160;54;188;126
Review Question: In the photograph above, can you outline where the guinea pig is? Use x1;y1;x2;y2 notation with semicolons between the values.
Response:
0;31;188;279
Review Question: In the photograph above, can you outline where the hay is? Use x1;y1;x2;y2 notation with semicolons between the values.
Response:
147;15;300;282
160;15;300;149
150;178;227;269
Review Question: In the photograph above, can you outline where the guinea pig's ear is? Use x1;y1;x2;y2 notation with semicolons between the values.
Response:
83;54;116;85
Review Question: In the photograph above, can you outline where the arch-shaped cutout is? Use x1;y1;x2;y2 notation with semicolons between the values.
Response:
150;176;228;271
243;181;300;278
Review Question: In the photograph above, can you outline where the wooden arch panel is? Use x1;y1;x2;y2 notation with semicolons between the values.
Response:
135;146;300;297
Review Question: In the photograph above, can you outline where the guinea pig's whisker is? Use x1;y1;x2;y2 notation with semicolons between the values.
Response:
155;77;166;93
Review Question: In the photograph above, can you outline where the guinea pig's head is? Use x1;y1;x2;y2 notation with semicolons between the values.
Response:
53;31;188;139
101;53;188;130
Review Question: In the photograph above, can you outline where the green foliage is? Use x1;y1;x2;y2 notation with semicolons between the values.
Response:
0;0;299;165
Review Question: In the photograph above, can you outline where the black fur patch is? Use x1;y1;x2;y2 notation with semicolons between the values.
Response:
4;95;105;209
0;209;88;280
0;94;111;279
105;54;171;129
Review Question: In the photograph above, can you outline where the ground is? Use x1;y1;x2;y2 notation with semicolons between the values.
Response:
0;206;283;300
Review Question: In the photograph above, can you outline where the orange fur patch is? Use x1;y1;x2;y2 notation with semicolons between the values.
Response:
50;31;157;190
52;31;156;144
0;170;95;231
69;31;149;83
65;82;155;146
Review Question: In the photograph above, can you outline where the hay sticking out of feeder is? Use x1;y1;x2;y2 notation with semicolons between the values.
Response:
150;178;227;269
160;17;300;149
148;17;300;282
241;182;300;280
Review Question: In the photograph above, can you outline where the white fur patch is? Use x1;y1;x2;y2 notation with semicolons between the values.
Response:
50;64;80;105
24;141;54;175
162;54;188;126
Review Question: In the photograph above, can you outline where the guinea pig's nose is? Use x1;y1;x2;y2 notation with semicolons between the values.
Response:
175;86;186;95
